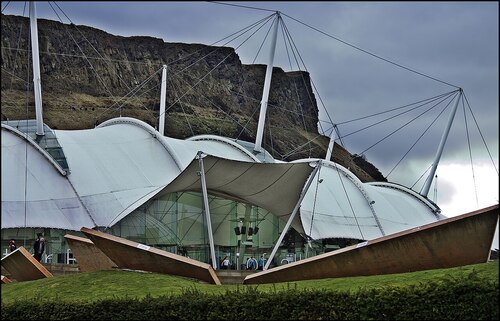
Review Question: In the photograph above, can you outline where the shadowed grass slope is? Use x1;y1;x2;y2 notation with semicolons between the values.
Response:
1;261;497;304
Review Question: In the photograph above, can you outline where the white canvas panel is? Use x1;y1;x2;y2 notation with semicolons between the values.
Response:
368;185;442;235
300;161;380;240
105;186;166;227
2;199;93;230
55;125;180;197
1;129;94;230
165;135;258;167
299;160;441;241
159;155;315;233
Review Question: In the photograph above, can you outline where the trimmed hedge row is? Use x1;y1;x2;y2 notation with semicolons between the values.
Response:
2;275;498;320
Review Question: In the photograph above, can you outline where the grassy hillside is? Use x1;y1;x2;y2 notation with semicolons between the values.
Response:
2;261;497;304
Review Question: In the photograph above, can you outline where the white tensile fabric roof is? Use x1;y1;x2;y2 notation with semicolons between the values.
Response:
1;118;313;231
2;126;95;230
299;160;444;240
1;117;443;241
158;155;315;234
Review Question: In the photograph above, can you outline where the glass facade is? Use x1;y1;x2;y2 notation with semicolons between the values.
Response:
1;192;328;269
107;192;316;269
1;227;81;264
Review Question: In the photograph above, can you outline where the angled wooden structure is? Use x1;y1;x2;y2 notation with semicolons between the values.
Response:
1;275;11;284
80;227;221;285
245;204;499;284
64;234;118;272
1;246;53;282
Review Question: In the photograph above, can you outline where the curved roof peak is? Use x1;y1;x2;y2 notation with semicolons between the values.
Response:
97;117;183;170
2;122;68;176
186;134;262;162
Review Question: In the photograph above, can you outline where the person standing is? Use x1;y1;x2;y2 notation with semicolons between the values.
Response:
251;256;258;270
8;239;16;252
246;256;257;270
33;233;45;262
245;257;251;270
257;255;265;270
221;256;230;270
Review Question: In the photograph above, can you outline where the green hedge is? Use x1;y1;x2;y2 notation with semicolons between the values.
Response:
2;275;498;320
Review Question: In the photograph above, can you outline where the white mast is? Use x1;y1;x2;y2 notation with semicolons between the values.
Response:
421;89;462;197
264;160;322;270
158;65;167;135
254;13;280;153
325;125;337;161
197;152;217;270
29;1;44;136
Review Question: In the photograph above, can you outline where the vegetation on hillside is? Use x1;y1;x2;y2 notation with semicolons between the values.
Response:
1;13;385;181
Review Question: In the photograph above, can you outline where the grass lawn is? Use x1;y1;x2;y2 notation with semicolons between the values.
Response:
1;261;498;304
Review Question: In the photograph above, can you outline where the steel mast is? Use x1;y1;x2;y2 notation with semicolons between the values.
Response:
254;13;280;154
421;89;462;196
29;1;45;136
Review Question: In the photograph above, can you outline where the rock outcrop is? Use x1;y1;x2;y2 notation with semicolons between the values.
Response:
1;14;386;182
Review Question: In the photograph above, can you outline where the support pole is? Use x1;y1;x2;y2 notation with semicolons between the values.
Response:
325;125;337;161
421;89;462;196
197;152;217;270
29;1;44;136
264;160;322;270
254;13;280;153
158;65;167;135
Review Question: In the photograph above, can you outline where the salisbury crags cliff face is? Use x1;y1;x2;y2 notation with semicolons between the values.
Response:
1;14;385;182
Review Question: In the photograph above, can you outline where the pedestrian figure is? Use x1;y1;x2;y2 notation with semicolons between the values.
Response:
8;239;16;252
221;256;230;270
246;256;257;270
257;255;265;270
33;233;45;262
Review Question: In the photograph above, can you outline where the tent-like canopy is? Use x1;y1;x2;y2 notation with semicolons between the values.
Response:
2;117;443;242
158;154;315;234
2;118;314;232
2;124;95;230
298;159;444;241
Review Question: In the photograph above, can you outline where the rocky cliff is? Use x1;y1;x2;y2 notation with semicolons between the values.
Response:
1;14;385;182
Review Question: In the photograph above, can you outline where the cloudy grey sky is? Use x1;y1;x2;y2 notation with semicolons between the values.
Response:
3;2;499;224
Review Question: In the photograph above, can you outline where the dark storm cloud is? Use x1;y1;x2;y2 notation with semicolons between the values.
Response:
3;1;498;186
